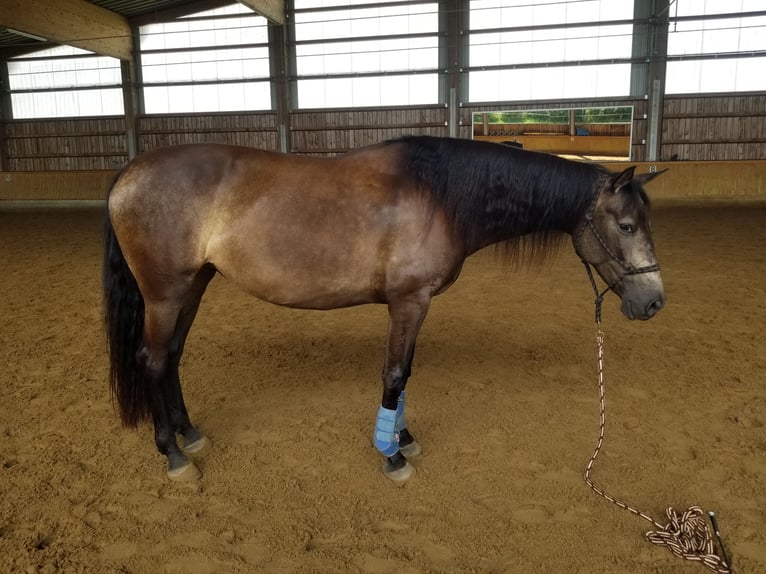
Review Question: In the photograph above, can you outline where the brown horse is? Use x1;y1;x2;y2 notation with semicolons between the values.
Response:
103;136;665;482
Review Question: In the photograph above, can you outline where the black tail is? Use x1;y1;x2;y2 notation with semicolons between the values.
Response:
103;176;150;427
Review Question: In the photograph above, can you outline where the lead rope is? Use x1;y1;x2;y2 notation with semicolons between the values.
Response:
582;262;732;574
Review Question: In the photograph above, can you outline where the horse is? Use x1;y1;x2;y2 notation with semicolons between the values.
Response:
103;135;665;482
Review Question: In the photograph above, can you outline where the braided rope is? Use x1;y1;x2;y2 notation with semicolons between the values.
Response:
584;327;732;574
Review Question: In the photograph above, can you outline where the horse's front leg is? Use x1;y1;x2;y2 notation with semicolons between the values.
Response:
375;294;430;483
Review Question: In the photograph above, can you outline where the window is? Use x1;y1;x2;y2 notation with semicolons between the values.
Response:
666;1;766;93
468;0;635;102
139;3;271;113
8;45;123;119
293;0;439;108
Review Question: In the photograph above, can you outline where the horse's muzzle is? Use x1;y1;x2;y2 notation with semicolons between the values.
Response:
621;293;665;321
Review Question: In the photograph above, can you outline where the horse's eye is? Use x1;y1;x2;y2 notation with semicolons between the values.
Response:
619;223;635;234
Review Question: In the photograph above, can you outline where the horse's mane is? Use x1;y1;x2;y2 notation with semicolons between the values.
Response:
390;135;609;267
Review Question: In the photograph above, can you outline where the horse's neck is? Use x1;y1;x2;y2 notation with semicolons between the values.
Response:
464;168;595;255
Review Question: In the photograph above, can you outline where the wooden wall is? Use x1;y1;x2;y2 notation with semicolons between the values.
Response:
662;94;766;161
0;94;764;173
2;113;278;171
289;106;448;155
4;117;128;171
137;112;278;151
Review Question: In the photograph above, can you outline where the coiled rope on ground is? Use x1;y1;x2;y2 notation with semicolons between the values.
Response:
584;327;732;574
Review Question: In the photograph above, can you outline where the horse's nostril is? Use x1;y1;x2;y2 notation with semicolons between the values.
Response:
646;298;664;316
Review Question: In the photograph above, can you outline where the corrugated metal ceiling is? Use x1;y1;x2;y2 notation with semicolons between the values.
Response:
88;0;197;18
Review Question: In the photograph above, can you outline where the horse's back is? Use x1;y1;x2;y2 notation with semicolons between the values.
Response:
109;143;402;213
110;144;285;210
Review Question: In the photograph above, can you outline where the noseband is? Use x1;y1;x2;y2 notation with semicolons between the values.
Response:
576;185;661;323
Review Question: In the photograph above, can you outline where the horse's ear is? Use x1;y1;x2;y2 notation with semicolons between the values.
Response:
634;168;668;186
611;166;636;192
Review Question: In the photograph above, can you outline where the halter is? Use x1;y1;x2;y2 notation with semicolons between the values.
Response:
575;183;661;323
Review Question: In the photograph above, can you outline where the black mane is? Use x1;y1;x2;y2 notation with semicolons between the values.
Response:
392;135;610;262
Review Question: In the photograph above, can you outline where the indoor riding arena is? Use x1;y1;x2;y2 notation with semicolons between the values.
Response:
1;2;764;574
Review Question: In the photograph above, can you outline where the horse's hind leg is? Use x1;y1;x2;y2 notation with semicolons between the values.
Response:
138;297;197;480
166;265;216;457
167;355;209;456
140;266;215;481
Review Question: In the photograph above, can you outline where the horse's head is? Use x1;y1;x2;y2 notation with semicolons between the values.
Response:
574;166;666;321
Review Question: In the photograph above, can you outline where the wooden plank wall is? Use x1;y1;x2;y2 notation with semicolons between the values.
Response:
0;94;764;171
5;117;128;171
2;113;279;171
289;106;449;155
138;112;278;151
662;94;766;161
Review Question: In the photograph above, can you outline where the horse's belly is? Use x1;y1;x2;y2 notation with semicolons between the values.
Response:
211;240;385;310
205;191;461;309
223;267;383;309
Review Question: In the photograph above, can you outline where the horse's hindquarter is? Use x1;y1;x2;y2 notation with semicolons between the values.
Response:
108;145;241;300
206;146;464;309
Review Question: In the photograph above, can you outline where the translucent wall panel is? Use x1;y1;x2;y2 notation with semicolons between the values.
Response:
469;64;632;102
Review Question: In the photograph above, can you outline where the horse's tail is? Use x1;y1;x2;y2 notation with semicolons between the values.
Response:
103;174;151;427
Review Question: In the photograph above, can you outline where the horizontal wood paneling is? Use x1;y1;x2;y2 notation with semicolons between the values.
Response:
137;112;279;152
661;94;766;161
290;106;449;155
1;95;764;170
1;113;280;171
5;117;128;170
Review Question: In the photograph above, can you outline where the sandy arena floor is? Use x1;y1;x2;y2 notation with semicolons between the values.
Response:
1;203;764;574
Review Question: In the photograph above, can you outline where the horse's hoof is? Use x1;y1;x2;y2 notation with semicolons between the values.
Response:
183;435;211;455
399;440;422;458
167;461;201;482
383;460;415;485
